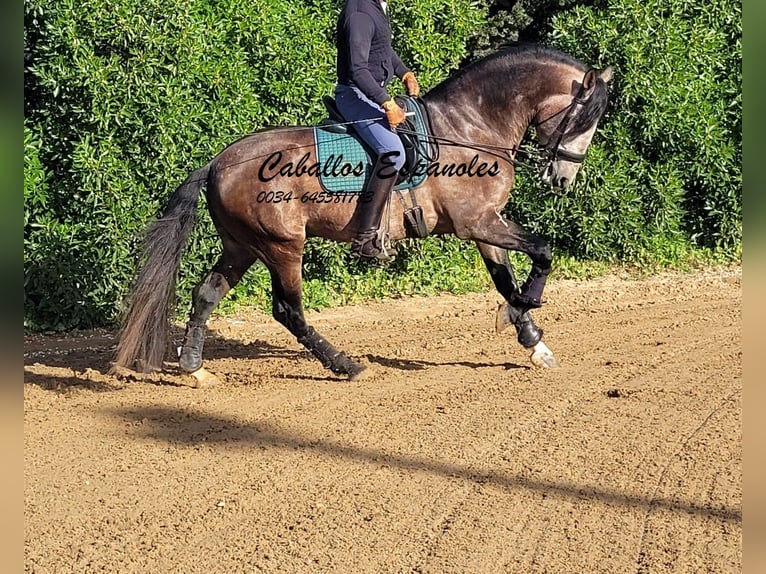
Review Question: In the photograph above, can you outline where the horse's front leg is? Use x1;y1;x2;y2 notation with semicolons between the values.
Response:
465;211;553;305
476;242;559;368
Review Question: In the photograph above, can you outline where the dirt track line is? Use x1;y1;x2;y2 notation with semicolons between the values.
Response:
633;387;741;573
374;376;592;573
23;268;742;574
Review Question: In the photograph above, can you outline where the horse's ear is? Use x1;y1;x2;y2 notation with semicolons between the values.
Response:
582;69;597;91
580;69;599;97
599;66;614;84
582;66;614;96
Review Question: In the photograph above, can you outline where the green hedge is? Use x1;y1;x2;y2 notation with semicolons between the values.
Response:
24;0;741;331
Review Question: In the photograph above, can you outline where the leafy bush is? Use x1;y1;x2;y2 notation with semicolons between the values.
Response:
464;0;597;60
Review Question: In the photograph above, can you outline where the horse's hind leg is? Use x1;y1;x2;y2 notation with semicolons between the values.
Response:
178;245;256;373
266;245;366;381
476;242;559;368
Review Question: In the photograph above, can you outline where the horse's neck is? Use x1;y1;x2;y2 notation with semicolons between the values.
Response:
423;88;534;149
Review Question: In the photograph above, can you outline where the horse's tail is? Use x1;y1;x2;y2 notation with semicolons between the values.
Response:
112;163;212;373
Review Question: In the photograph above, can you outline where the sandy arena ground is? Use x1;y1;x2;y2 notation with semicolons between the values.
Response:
24;267;742;573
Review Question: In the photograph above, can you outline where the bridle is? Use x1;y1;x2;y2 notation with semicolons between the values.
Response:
535;78;589;167
381;70;596;173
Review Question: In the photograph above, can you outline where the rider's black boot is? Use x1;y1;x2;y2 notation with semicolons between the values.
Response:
351;157;398;262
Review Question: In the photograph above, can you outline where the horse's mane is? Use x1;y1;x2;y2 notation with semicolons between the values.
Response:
427;43;609;139
465;43;589;75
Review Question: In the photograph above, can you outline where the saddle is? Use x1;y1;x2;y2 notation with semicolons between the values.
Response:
315;95;434;237
317;96;434;187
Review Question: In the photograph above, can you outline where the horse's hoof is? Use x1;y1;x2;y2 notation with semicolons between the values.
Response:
531;351;560;368
529;341;560;368
346;362;368;381
178;323;206;372
179;348;203;373
187;367;220;388
495;302;513;334
330;351;368;381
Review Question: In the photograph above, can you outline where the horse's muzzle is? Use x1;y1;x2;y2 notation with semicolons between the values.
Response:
542;161;579;189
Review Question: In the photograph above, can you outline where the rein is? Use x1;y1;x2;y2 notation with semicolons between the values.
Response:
396;80;592;172
311;114;537;169
226;77;592;175
396;125;542;170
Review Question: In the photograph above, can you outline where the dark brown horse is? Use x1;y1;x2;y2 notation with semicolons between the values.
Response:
114;44;613;383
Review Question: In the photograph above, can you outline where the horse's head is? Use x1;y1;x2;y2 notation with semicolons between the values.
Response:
533;66;613;189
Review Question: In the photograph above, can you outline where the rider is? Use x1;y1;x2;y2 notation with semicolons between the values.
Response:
334;0;420;261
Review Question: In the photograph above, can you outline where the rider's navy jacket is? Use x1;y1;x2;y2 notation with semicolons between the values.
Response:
336;0;411;105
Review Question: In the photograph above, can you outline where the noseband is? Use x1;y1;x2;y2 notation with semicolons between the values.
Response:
537;78;589;166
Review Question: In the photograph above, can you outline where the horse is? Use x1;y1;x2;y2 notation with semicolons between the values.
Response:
113;43;613;383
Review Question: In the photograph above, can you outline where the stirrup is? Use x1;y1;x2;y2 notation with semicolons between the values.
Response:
351;232;397;262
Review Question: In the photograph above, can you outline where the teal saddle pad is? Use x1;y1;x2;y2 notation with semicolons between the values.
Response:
313;96;429;194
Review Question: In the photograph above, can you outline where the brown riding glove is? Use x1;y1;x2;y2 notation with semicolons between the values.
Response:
402;71;420;97
381;99;406;129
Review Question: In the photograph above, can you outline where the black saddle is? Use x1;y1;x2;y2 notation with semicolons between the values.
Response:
321;96;350;132
317;95;434;238
319;95;434;182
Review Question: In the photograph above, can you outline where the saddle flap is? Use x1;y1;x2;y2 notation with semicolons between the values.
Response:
317;118;348;134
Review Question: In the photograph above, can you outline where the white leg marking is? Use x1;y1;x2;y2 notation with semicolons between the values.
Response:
530;340;560;368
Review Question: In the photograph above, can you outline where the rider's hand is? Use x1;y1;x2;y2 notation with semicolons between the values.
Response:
401;71;420;97
381;99;406;129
